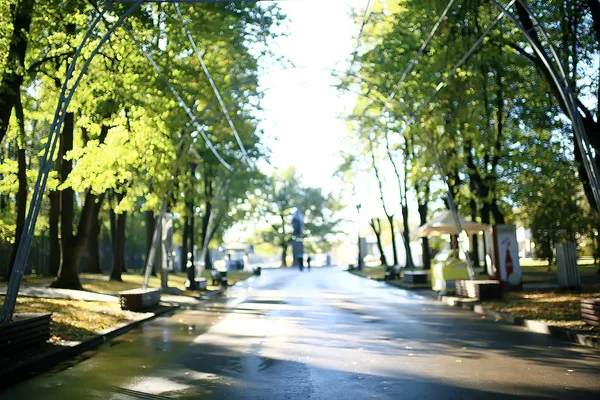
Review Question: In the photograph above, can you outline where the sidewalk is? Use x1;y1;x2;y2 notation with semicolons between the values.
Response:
0;304;177;387
348;267;600;350
0;272;253;386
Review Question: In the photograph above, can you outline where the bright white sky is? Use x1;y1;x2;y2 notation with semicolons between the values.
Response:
227;0;442;252
258;0;361;184
256;0;381;221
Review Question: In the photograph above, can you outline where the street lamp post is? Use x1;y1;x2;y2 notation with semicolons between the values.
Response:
356;203;364;271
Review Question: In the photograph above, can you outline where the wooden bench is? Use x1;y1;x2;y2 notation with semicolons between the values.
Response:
119;288;161;311
402;270;428;284
456;280;503;301
581;298;600;327
0;313;51;353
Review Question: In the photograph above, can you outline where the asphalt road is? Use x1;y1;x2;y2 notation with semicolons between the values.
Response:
2;267;600;399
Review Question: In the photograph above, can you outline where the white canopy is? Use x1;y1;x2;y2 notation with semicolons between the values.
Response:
414;210;488;237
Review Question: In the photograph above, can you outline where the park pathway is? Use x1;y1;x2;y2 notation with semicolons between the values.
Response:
1;267;600;399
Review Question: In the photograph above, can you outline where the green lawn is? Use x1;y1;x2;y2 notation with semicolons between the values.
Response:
0;295;148;343
81;271;252;294
349;265;387;280
486;289;600;332
1;270;253;295
350;266;432;282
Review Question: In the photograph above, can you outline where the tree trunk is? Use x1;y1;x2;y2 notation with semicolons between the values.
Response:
368;217;388;266
49;189;60;277
52;112;81;289
51;112;95;290
109;196;127;275
84;126;110;276
489;200;505;224
480;202;491;271
0;0;35;145
204;248;213;270
110;209;126;281
7;93;27;278
281;243;288;267
200;199;212;261
180;214;189;271
51;113;103;289
401;144;414;268
186;194;195;284
55;242;84;290
86;200;103;274
145;209;158;276
401;206;414;268
470;199;480;267
7;148;27;279
418;201;431;269
387;215;398;266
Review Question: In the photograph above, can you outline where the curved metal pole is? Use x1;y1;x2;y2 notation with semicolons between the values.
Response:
124;25;234;172
490;0;600;212
141;94;246;289
174;2;252;166
354;1;515;278
0;0;146;323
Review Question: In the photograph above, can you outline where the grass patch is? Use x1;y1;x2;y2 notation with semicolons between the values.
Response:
486;290;600;332
350;266;432;282
81;273;187;294
0;270;254;296
1;296;148;343
350;265;387;280
82;271;252;294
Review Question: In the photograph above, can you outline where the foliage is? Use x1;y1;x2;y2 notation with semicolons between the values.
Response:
486;290;600;332
0;1;285;284
339;0;600;262
248;167;342;263
1;295;148;343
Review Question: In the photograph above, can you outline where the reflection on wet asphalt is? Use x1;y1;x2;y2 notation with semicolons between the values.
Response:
2;267;600;399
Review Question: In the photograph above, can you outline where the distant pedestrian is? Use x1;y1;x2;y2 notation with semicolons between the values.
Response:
307;255;312;270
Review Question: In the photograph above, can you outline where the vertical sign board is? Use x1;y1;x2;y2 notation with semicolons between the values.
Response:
485;224;522;288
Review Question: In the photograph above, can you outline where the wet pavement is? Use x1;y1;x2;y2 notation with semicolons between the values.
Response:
1;267;600;399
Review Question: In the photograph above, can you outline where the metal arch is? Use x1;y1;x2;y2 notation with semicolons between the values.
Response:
140;89;250;289
0;0;244;322
174;2;253;167
380;0;456;116
124;26;234;171
116;0;279;2
0;0;146;323
490;0;600;213
349;1;516;279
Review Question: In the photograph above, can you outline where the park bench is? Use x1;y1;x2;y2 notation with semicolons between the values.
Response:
581;298;600;327
456;280;503;301
0;313;51;353
402;270;428;284
119;288;161;311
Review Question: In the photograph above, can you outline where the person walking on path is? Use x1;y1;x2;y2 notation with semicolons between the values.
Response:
307;255;312;270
